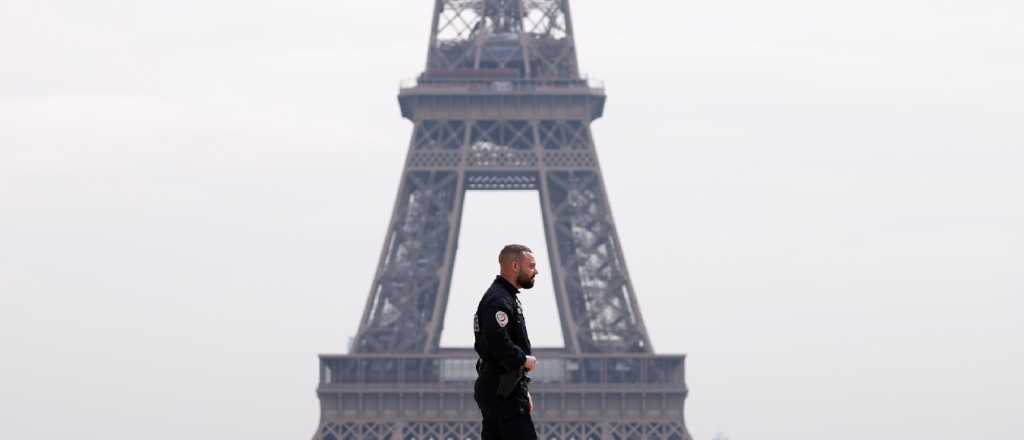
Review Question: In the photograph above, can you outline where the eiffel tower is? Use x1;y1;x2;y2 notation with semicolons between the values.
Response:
312;1;692;438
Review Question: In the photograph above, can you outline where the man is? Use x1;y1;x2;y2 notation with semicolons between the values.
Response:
473;244;540;439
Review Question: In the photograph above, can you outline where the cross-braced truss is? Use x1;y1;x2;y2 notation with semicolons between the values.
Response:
405;422;481;440
428;0;579;80
313;421;690;440
317;422;394;440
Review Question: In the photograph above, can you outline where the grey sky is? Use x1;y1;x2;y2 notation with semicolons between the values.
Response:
1;1;1022;439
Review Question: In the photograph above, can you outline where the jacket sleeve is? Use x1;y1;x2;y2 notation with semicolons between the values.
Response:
479;297;527;372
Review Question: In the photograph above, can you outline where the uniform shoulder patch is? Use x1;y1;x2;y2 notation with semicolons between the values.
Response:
495;310;509;328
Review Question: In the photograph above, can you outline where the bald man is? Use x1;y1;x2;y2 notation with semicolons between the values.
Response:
473;244;539;440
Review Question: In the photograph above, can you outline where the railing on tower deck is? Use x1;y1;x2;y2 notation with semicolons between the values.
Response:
318;352;685;389
399;77;605;94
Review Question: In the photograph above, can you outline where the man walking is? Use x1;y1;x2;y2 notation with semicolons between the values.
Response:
473;244;539;439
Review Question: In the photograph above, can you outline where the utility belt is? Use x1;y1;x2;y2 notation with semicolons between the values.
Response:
475;359;502;376
476;358;530;398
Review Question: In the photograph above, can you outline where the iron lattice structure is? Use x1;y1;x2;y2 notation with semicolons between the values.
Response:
313;1;692;438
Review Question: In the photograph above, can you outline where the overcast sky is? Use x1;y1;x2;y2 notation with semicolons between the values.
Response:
2;1;1022;439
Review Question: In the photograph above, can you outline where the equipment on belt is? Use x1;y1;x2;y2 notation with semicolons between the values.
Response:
497;367;526;398
478;359;530;399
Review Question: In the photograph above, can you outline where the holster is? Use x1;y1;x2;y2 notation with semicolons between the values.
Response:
478;359;529;399
497;368;526;398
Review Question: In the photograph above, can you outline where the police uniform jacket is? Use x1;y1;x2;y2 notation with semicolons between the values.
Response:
473;275;532;412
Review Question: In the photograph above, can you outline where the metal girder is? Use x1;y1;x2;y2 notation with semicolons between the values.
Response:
313;421;690;440
313;418;691;440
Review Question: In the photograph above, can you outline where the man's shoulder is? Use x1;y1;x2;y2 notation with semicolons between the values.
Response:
479;283;513;309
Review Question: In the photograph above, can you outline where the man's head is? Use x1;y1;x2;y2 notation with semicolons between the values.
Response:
498;244;538;289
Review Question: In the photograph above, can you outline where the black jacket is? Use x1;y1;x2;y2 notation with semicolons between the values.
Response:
474;275;532;373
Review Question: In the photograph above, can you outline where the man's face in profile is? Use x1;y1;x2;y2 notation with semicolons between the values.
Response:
515;252;538;289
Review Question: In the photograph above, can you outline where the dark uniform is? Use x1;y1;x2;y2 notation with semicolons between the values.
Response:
473;275;537;440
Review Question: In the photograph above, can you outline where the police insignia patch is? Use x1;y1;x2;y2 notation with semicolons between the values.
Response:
495;310;509;328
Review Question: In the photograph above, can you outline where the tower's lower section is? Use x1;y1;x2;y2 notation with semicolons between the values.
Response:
312;350;692;440
314;420;689;440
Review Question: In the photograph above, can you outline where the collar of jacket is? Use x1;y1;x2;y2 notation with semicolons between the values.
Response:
493;275;520;296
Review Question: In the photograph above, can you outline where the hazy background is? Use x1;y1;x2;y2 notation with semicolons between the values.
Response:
2;1;1022;439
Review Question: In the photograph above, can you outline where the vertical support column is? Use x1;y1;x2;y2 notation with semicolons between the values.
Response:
585;126;655;353
426;0;442;65
538;169;582;353
423;170;468;352
353;170;461;353
352;124;419;353
542;168;652;353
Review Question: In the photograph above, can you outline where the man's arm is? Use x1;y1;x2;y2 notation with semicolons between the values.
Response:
479;298;527;372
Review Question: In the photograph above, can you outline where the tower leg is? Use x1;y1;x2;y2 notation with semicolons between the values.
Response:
353;170;463;353
540;170;652;353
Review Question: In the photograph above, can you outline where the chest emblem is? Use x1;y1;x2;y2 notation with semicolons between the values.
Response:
495;310;509;328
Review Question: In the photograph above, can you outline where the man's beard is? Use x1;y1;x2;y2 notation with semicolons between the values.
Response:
517;272;535;289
